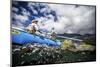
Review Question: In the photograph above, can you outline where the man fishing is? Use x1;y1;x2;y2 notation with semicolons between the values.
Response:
26;19;56;40
26;19;41;35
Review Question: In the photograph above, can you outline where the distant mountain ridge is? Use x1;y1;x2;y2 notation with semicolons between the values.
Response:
57;33;96;39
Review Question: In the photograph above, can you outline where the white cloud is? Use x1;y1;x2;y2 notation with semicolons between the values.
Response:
28;2;36;8
40;6;51;14
28;3;38;14
12;2;95;34
36;16;71;34
45;17;71;34
12;21;24;28
12;7;19;12
14;14;29;23
12;6;30;28
21;7;30;16
43;4;96;34
12;12;29;28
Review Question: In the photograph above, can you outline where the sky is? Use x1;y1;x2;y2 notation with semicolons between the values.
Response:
12;1;96;34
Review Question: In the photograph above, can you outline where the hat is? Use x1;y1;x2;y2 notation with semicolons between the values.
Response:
32;19;38;23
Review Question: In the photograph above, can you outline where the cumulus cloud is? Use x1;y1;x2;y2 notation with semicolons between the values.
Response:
12;2;96;34
12;11;29;28
21;7;31;16
42;4;96;34
40;6;51;14
14;14;28;22
37;16;72;34
12;7;19;12
28;2;38;14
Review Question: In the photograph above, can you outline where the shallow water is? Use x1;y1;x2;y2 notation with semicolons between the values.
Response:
12;44;96;66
